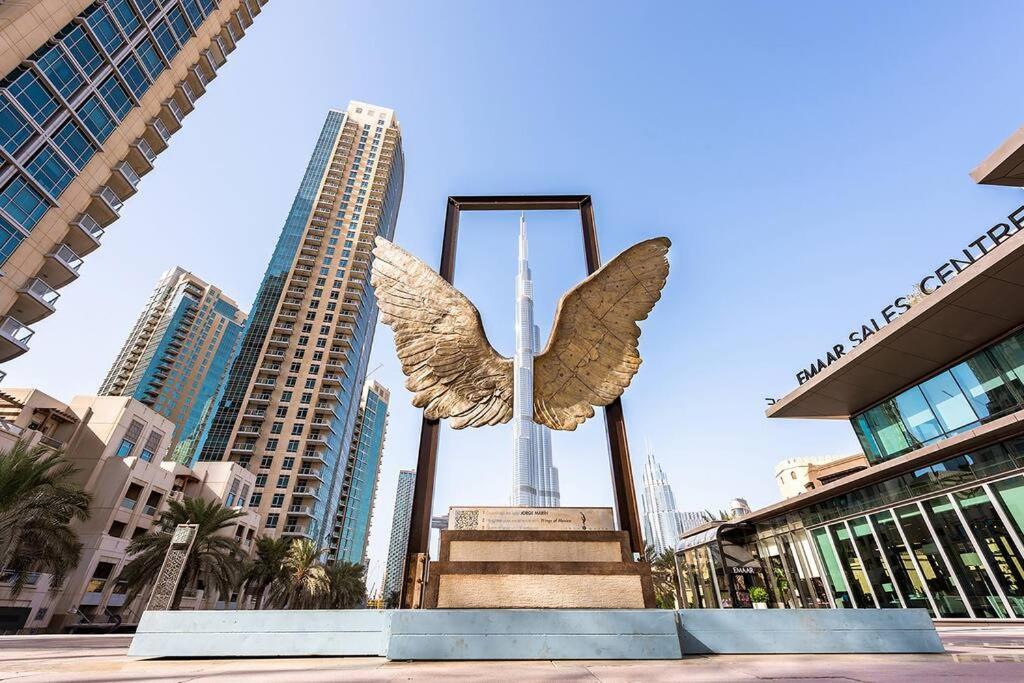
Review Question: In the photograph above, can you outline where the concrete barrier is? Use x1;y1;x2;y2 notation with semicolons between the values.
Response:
388;609;682;660
128;609;390;657
678;609;943;654
128;607;944;659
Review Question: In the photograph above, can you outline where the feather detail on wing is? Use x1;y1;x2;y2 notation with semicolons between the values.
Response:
370;237;513;428
533;237;671;430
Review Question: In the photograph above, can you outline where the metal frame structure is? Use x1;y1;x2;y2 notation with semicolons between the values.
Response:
400;195;646;609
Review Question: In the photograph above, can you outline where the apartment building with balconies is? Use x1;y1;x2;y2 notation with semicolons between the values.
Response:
197;102;404;550
0;0;268;366
0;389;258;633
98;266;245;465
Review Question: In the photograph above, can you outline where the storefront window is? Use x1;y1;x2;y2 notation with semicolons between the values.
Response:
828;524;875;607
918;371;978;436
991;476;1024;542
870;511;933;615
894;504;969;617
811;528;852;608
950;353;1023;421
894;387;944;444
696;546;720;608
849;517;901;608
707;543;731;608
923;497;1006;618
953;487;1024;618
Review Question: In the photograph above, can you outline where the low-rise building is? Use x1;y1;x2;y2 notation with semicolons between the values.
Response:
0;389;258;633
774;454;869;499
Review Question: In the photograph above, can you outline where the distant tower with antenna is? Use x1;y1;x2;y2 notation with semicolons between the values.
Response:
511;213;560;507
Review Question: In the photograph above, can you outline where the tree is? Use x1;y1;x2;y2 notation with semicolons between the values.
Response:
644;544;680;608
239;536;290;610
268;538;330;609
0;439;90;596
324;561;366;609
119;497;243;610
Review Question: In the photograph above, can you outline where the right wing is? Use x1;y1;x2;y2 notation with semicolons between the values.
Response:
370;237;514;428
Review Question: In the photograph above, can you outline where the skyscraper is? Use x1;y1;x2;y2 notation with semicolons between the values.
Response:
198;102;404;549
0;0;268;366
382;468;415;601
328;379;390;564
641;449;686;554
510;214;559;507
99;266;245;465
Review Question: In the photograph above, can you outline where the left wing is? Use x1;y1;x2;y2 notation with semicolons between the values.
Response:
533;237;670;430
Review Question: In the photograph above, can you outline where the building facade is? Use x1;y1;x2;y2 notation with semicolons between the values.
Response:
640;449;687;554
382;468;415;602
198;102;404;549
510;214;559;507
0;388;259;634
98;266;245;465
0;0;267;366
775;454;869;499
328;380;389;564
676;133;1024;620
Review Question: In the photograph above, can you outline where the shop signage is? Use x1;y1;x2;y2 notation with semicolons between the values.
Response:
796;205;1024;385
731;566;756;575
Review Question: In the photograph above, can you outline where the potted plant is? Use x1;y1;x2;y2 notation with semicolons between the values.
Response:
749;586;769;609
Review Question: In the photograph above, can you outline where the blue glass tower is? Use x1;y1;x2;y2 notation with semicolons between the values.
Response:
198;103;404;547
99;266;245;465
329;380;389;564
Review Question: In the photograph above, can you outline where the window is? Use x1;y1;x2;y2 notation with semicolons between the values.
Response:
7;70;58;125
137;0;160;20
62;26;103;76
291;424;303;435
276;475;289;488
77;95;115;142
116;420;144;458
0;99;32;154
265;513;279;529
35;46;82;99
0;216;25;264
118;55;149;98
281;391;292;402
99;77;132;119
271;493;284;508
0;177;48;229
53;120;94;170
153;21;180;60
282;457;294;470
249;491;262;507
260;455;273;468
266;438;278;451
271;422;283;434
254;473;267;487
137;39;164;80
86;7;125;55
167;7;193;42
140;429;163;462
108;0;141;35
26;146;74;197
287;439;299;453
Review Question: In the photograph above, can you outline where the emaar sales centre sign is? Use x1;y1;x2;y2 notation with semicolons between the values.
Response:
796;205;1024;385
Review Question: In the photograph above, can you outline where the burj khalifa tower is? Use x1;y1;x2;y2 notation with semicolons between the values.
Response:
511;214;560;507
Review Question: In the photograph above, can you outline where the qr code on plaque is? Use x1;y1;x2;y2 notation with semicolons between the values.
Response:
453;510;479;530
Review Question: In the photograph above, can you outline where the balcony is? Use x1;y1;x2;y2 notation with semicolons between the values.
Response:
248;393;271;404
297;468;324;482
89;187;122;226
280;297;302;310
230;442;255;454
13;278;59;323
175;82;197;112
122;141;155;179
301;451;326;464
161;98;184;132
109;161;140;199
187;64;208;94
287;504;314;517
268;334;290;347
38;244;83;288
281;525;311;537
293;486;319;498
306;434;329;447
242;409;266;420
120;497;137;511
63;213;104;256
321;374;342;386
145;117;171;152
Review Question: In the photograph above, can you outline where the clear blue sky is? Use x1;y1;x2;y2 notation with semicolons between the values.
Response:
7;1;1024;586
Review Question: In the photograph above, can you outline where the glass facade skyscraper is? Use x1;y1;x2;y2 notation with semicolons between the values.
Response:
0;0;268;366
199;103;404;548
382;468;416;601
329;380;390;564
99;266;245;465
640;449;686;554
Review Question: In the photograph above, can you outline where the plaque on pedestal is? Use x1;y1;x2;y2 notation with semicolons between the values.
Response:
448;506;614;531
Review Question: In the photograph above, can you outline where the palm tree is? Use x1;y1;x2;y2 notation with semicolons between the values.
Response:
239;536;290;609
324;561;366;609
268;538;330;609
0;439;90;596
119;497;243;610
652;548;682;608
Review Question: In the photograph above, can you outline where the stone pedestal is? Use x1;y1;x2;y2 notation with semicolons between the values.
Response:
425;529;656;609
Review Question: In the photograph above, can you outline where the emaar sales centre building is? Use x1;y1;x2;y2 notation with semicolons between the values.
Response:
677;129;1024;620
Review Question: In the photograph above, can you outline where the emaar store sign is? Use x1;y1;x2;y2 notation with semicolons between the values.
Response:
796;205;1024;386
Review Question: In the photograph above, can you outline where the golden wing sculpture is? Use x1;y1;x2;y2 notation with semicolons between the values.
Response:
370;236;670;431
